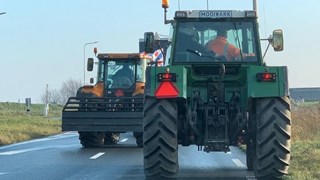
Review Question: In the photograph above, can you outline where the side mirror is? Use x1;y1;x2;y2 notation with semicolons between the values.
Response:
90;78;94;84
87;58;94;71
272;29;284;51
144;32;155;53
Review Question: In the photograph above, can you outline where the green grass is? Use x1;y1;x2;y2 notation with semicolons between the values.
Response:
0;102;62;145
284;103;320;179
284;141;320;180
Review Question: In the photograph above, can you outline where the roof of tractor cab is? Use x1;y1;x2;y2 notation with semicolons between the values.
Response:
174;10;257;19
97;53;141;59
97;53;152;61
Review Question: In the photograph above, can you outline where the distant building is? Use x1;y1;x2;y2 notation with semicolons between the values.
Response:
290;87;320;101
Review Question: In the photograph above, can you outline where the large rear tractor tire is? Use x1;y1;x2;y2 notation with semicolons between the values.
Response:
254;97;291;179
246;127;255;171
79;132;105;148
246;104;256;171
143;97;178;178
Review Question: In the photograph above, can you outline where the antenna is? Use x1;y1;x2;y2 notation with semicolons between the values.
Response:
263;6;267;56
178;0;181;10
207;0;209;10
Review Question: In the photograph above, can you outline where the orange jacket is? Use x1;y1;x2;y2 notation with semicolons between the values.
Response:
206;36;241;61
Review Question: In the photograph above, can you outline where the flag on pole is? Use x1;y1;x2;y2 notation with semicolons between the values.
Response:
152;49;164;66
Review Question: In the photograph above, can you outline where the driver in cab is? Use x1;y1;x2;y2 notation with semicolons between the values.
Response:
205;28;240;61
205;28;254;61
112;64;134;86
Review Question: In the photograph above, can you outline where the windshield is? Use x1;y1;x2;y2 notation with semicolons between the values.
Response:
97;59;137;89
173;20;258;63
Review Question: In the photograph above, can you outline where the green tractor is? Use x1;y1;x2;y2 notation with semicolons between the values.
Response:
142;0;291;179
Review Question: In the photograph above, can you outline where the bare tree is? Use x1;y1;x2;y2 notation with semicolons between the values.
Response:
40;88;61;104
50;89;62;104
40;78;82;105
59;78;82;104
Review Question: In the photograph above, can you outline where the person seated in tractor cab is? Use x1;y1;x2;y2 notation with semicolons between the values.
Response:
205;28;255;61
205;28;241;61
112;64;134;88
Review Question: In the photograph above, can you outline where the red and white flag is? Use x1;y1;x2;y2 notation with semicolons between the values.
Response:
152;49;164;66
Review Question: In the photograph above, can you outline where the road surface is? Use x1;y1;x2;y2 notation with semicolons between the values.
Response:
0;132;256;180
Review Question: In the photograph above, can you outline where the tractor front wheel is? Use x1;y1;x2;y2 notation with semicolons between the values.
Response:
104;132;120;145
78;132;105;148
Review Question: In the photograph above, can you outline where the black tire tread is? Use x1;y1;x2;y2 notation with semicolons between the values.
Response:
254;97;291;178
104;132;120;145
143;97;178;178
79;132;104;148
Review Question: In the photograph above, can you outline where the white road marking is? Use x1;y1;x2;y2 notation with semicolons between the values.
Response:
89;152;105;159
62;131;77;135
0;172;9;175
0;150;27;155
0;148;43;155
246;175;257;180
232;159;247;168
226;152;232;154
0;132;78;150
0;145;78;156
120;138;128;143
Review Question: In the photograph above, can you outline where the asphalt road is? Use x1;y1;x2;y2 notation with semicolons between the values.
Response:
0;132;256;180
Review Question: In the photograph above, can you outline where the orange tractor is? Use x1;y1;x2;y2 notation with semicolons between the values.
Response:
62;52;151;147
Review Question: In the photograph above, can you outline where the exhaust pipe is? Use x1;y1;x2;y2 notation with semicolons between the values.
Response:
253;0;258;15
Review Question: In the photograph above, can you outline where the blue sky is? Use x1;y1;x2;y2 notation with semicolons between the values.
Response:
0;0;319;103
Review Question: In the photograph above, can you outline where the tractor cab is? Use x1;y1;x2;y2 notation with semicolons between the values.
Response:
86;53;150;98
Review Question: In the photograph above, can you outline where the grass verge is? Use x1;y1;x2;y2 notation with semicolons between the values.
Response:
0;102;62;145
284;141;320;179
284;103;320;179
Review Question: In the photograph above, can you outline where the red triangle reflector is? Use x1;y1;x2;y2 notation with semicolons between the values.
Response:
155;82;179;98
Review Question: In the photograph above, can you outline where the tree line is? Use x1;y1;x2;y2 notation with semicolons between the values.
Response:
41;78;82;105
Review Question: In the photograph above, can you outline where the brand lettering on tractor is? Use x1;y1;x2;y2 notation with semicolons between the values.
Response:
199;11;232;18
